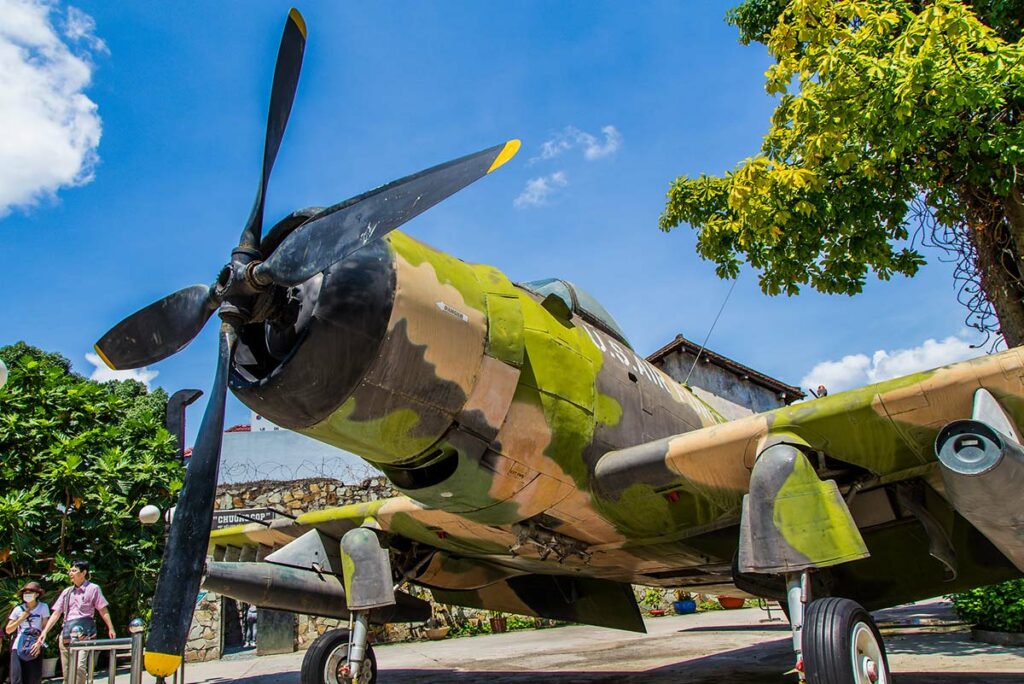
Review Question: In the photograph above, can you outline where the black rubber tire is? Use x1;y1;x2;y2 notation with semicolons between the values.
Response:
300;628;378;684
803;597;890;684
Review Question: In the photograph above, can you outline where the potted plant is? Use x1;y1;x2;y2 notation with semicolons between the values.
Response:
717;595;746;610
950;579;1024;646
425;606;452;640
424;624;450;640
641;587;666;616
672;590;697;615
488;611;508;633
41;644;59;679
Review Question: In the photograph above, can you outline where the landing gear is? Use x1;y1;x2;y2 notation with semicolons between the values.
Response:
801;598;890;684
300;629;377;684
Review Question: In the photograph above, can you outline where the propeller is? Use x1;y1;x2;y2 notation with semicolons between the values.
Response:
92;8;519;678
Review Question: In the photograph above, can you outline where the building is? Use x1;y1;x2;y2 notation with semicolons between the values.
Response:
648;334;804;420
218;410;379;484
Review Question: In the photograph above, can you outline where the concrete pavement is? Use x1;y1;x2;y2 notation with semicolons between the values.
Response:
126;600;1024;683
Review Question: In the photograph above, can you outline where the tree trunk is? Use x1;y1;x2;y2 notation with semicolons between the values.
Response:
1002;184;1024;266
966;185;1024;348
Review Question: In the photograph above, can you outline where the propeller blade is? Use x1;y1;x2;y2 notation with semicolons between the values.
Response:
144;325;235;678
239;8;308;249
256;139;520;287
94;285;215;370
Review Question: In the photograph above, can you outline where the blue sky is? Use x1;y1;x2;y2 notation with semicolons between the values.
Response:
1;1;982;444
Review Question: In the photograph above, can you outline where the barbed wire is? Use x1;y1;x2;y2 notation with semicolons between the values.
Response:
219;457;380;485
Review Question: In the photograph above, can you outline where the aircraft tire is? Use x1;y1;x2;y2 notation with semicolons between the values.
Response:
300;628;377;684
803;597;890;684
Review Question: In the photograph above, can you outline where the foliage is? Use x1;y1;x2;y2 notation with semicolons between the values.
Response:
727;0;1023;45
639;587;666;609
949;579;1024;632
697;597;724;612
0;342;183;637
450;617;492;637
504;614;539;631
662;0;1024;345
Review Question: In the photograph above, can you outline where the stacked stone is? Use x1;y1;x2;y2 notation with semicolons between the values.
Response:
185;593;221;662
186;476;398;662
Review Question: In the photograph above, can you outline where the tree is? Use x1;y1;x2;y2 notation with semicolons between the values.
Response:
660;0;1024;346
0;342;183;638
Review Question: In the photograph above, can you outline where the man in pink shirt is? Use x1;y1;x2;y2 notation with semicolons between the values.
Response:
35;561;116;684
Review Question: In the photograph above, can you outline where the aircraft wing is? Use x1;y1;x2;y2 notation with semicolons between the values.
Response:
595;347;1024;504
208;495;646;632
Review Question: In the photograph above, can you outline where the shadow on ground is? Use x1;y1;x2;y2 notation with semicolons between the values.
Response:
884;631;1016;658
198;635;1018;684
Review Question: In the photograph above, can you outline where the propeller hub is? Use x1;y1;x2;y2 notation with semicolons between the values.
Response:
214;250;268;324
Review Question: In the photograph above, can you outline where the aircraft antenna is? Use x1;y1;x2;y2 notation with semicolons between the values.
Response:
684;277;738;386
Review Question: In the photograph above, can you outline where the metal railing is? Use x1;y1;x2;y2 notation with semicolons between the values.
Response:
65;619;174;684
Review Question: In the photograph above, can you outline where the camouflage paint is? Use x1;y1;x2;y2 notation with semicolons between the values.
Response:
222;231;1024;628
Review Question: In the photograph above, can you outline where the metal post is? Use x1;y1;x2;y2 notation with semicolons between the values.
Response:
68;648;77;684
786;574;805;681
347;612;370;683
129;619;146;684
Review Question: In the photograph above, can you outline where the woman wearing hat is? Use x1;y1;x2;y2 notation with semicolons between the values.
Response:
6;581;50;684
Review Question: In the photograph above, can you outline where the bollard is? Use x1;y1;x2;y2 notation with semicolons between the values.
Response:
129;619;146;684
69;625;85;684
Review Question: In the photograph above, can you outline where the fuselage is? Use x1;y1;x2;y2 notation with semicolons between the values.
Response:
228;231;742;579
227;230;1023;605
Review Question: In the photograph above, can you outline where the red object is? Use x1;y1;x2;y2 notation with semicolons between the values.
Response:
663;490;680;503
225;424;252;432
436;530;448;539
649;609;666;617
717;595;745;609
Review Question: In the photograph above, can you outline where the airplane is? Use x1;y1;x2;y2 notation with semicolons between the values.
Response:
94;9;1024;684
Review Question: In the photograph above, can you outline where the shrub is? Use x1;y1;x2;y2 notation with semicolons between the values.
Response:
949;580;1024;633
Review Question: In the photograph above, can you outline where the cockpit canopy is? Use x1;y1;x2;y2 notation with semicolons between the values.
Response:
519;278;632;350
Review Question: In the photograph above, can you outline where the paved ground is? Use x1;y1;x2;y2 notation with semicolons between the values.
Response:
143;600;1024;683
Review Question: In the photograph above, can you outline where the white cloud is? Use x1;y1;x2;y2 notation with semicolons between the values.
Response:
0;0;105;217
536;125;622;162
62;6;107;53
85;352;158;388
513;171;568;208
800;334;982;394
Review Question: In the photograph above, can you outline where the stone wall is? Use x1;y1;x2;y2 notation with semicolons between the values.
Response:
213;476;397;514
186;476;397;662
187;592;222;662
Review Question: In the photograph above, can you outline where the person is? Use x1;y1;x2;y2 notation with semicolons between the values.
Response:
6;581;50;684
817;384;828;397
35;561;115;684
244;603;258;648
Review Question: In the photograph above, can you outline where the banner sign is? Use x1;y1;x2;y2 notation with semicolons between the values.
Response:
212;507;279;530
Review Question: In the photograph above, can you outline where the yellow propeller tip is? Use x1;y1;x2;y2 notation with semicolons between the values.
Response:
487;139;521;174
92;345;115;371
288;8;307;39
144;652;182;677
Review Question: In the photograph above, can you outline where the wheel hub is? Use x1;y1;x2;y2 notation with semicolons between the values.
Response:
851;622;886;684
